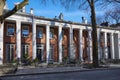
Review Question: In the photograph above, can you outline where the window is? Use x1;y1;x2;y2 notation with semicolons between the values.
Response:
50;29;54;39
7;24;15;36
37;27;43;38
49;45;54;60
21;44;29;62
6;44;14;63
22;25;29;37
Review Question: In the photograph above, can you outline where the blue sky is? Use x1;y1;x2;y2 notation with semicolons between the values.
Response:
6;0;105;23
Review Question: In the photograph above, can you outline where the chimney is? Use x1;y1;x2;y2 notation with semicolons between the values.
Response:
54;16;57;19
82;17;87;24
59;13;63;20
30;8;33;14
22;6;26;13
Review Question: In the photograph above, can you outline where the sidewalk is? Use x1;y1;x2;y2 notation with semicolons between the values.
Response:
1;64;120;77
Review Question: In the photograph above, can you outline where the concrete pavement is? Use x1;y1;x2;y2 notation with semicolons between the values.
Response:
0;63;120;77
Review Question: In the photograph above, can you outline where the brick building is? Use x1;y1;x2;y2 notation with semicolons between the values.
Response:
0;8;120;65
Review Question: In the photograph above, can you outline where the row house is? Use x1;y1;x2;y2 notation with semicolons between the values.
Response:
0;11;120;65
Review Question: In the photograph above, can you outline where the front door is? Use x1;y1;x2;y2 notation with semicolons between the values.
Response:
37;44;44;62
6;44;14;63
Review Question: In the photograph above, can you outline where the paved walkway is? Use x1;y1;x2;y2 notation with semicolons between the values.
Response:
1;64;120;77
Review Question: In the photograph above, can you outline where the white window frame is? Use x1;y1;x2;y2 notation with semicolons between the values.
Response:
7;24;15;36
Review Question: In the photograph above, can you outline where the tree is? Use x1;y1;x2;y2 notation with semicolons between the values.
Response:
104;7;120;24
0;0;29;23
62;0;99;67
41;0;120;67
104;0;120;3
42;0;100;67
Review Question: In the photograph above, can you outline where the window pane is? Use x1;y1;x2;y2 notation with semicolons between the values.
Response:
7;24;15;36
6;44;14;63
50;29;54;39
21;44;29;62
37;27;43;38
50;45;54;60
22;25;29;37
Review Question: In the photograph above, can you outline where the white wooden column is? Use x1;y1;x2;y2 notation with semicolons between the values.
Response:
114;34;119;59
97;30;101;60
58;26;62;63
0;23;4;64
88;30;92;62
79;29;83;62
104;32;108;59
69;27;73;60
110;33;115;59
16;20;21;62
117;33;120;59
32;19;36;60
46;25;50;63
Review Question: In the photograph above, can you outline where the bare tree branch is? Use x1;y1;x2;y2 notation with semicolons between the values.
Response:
104;6;120;24
0;0;29;23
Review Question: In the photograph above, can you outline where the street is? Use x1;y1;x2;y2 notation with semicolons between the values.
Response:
1;68;120;80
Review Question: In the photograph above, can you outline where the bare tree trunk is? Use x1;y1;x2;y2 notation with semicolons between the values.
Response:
90;0;99;67
0;0;5;26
